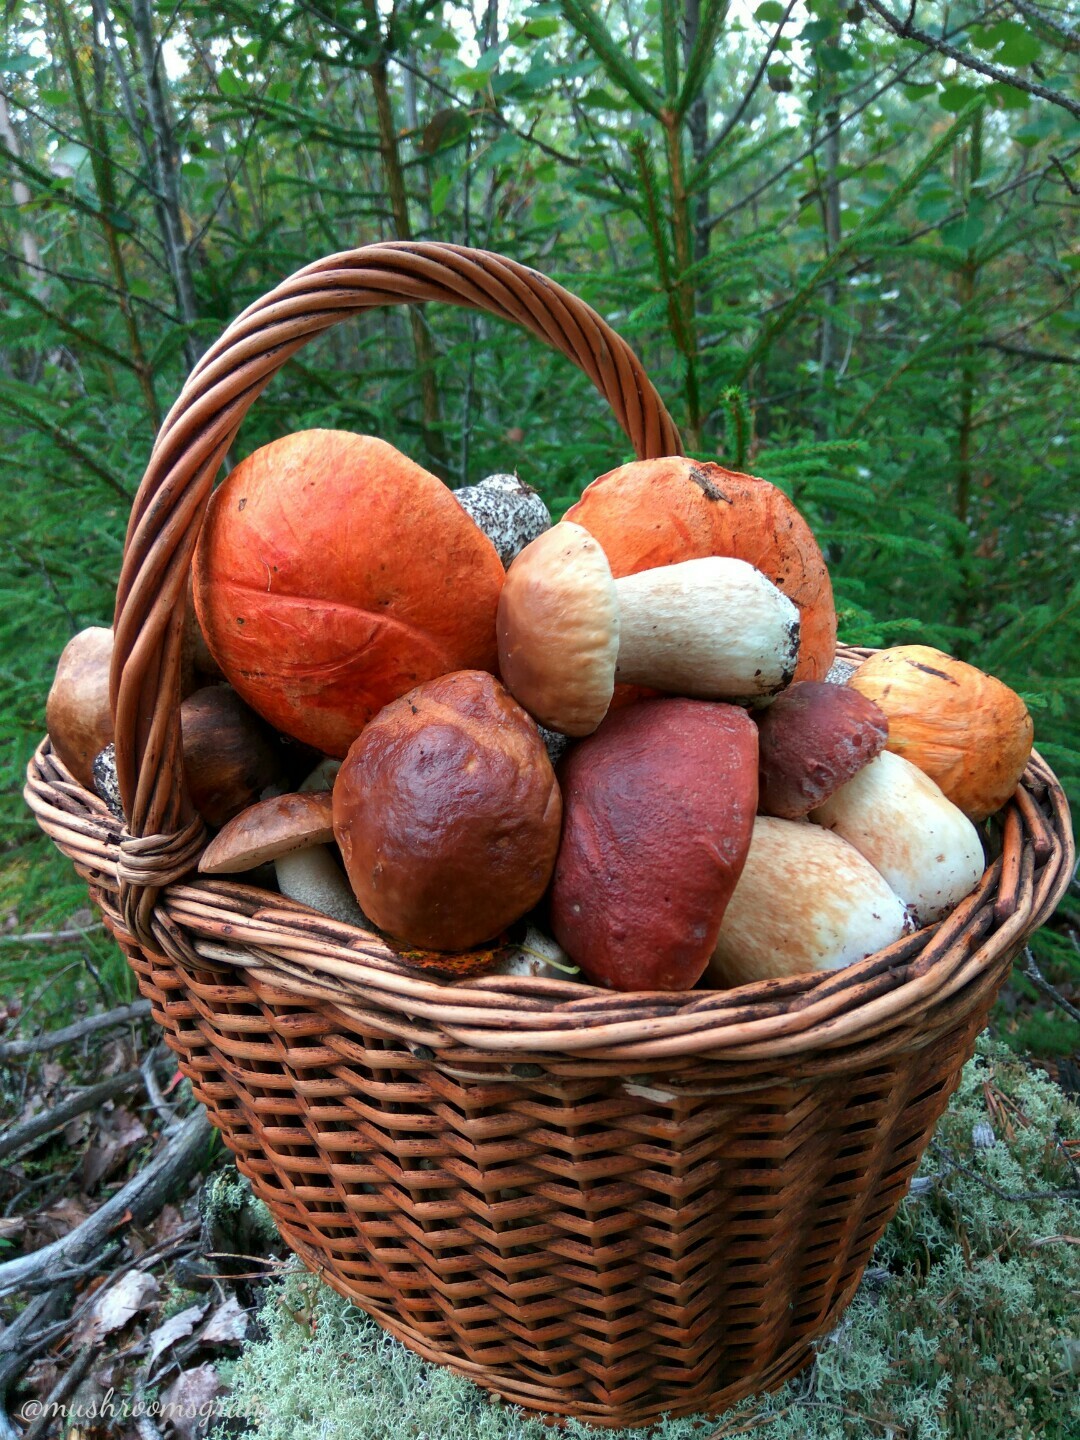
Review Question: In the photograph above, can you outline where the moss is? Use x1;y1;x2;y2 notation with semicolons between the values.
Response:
215;1038;1080;1440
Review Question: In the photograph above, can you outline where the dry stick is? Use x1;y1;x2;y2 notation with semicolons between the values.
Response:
0;1108;212;1299
141;1044;180;1129
0;1000;152;1062
0;1068;142;1162
18;1344;97;1440
0;924;105;945
1022;945;1080;1024
861;0;1080;120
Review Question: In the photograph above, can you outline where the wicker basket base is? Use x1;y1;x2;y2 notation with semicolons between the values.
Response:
118;923;994;1427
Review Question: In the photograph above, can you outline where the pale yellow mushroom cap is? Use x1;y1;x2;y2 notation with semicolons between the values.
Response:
496;521;620;736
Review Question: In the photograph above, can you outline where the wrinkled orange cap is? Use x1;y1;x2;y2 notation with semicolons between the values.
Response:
193;431;505;756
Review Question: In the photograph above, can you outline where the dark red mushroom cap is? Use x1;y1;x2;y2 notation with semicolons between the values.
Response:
756;681;888;819
549;698;758;991
332;670;562;952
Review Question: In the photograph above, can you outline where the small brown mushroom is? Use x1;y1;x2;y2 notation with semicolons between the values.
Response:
198;788;368;926
498;522;800;735
46;626;114;789
181;686;285;828
756;681;888;819
199;791;335;873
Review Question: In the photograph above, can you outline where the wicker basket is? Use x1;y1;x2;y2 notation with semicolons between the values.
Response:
26;243;1075;1429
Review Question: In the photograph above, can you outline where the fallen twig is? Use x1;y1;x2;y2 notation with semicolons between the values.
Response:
141;1044;180;1129
0;1109;212;1298
0;925;105;946
0;1069;143;1162
1022;946;1080;1025
0;1000;152;1062
18;1344;97;1440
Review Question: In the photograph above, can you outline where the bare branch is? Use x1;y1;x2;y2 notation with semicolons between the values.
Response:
862;0;1080;119
0;1000;153;1062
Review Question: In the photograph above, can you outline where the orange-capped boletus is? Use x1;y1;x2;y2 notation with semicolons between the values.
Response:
498;522;800;735
332;670;562;951
193;430;506;757
549;698;758;990
565;456;836;683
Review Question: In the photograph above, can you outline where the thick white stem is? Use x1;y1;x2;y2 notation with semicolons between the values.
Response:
613;556;800;699
275;846;368;927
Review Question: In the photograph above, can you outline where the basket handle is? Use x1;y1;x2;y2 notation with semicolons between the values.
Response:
110;241;683;947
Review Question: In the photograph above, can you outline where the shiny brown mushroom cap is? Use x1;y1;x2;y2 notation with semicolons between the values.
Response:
198;791;334;874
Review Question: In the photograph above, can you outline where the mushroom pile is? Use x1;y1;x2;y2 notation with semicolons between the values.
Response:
47;432;1036;993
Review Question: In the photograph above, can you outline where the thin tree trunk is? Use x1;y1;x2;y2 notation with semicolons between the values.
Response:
129;0;201;370
0;93;46;288
816;107;842;439
362;0;447;475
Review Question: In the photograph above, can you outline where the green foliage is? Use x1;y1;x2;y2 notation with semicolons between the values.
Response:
216;1040;1080;1439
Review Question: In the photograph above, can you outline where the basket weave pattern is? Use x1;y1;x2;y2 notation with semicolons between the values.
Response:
26;243;1075;1428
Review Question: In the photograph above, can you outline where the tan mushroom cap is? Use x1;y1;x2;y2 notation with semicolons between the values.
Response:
198;791;334;874
497;522;620;735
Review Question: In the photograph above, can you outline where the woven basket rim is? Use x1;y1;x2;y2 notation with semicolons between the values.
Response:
24;708;1074;1063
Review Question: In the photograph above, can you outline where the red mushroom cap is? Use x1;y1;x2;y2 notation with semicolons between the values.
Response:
549;698;758;991
193;431;506;757
332;670;562;952
756;681;888;818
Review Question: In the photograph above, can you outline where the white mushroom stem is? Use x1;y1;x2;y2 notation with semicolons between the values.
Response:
275;846;369;927
277;756;367;923
810;750;985;925
613;556;800;699
706;817;910;987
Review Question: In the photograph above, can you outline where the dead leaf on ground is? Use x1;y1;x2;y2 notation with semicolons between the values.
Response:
32;1196;91;1244
147;1301;209;1369
154;1203;187;1244
72;1269;160;1345
200;1295;249;1346
160;1362;225;1440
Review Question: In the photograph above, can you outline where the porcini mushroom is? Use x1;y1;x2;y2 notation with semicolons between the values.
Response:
332;670;562;952
705;817;911;988
549;697;758;990
810;750;985;925
198;789;368;926
498;522;800;735
565;456;836;681
756;681;888;818
46;626;114;789
193;430;506;757
454;473;551;567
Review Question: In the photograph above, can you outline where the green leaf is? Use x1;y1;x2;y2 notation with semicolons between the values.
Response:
800;19;834;42
754;2;786;21
819;45;855;72
903;82;937;100
520;17;561;36
983;20;1041;67
989;82;1031;111
0;52;36;73
430;173;452;218
939;83;983;113
218;68;243;97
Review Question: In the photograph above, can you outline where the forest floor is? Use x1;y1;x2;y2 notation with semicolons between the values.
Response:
1;837;1078;1440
